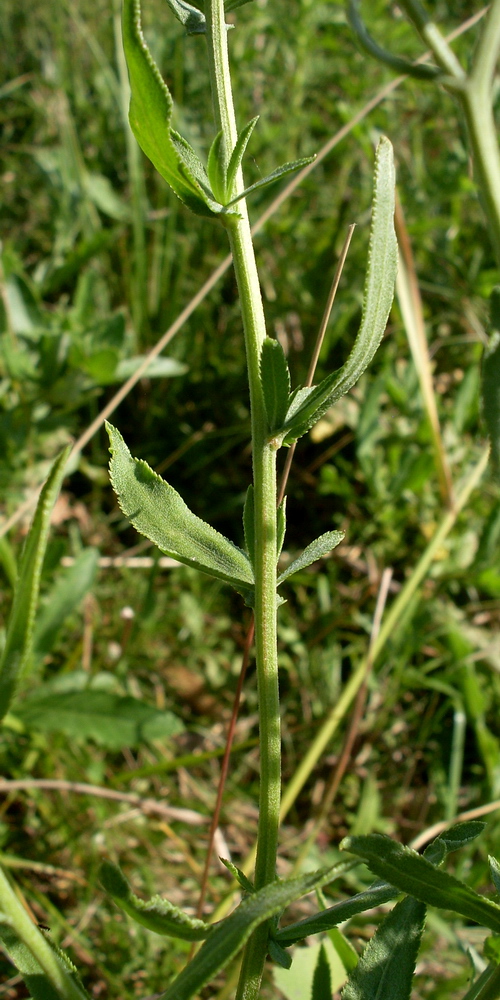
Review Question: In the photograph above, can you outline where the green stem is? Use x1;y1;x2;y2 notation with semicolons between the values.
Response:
0;866;88;1000
205;4;281;998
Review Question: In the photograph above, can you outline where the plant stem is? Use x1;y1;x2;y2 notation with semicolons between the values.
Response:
205;3;281;996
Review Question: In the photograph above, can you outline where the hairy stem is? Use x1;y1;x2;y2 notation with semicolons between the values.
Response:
205;3;281;997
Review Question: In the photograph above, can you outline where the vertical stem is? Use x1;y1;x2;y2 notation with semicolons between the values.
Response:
205;3;281;997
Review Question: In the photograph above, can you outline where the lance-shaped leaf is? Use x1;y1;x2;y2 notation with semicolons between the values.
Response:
341;895;426;1000
0;923;90;1000
219;858;255;894
157;861;353;1000
100;862;211;940
277;531;344;585
0;446;70;723
164;0;206;34
490;856;500;896
260;337;291;432
122;0;224;217
280;137;397;446
312;943;333;1000
106;423;254;598
226;116;259;199
342;835;500;932
275;880;398;945
226;157;316;207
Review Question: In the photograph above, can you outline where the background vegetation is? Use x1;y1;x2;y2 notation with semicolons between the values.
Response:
0;0;499;996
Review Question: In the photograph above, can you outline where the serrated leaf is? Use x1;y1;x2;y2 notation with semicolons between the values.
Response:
490;857;500;896
481;330;500;469
164;0;206;33
219;857;255;894
312;943;333;1000
207;131;227;204
341;895;426;1000
260;337;291;432
281;137;397;446
100;862;210;940
106;423;254;598
0;923;89;1000
122;0;223;217
275;881;398;945
14;690;183;748
277;498;287;558
278;531;344;585
226;116;259;199
423;821;485;867
0;446;70;723
157;862;352;1000
342;835;500;932
226;156;315;207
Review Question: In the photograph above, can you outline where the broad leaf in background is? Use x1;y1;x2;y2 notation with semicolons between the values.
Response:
14;691;183;749
100;862;211;940
107;423;254;599
312;943;333;1000
0;446;70;723
32;548;99;663
342;835;500;932
280;137;397;446
273;939;348;1000
278;531;344;585
122;0;224;217
157;862;352;1000
341;896;426;1000
260;337;291;433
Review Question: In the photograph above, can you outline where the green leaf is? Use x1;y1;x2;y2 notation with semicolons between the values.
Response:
14;691;183;748
0;446;70;723
490;857;500;897
32;548;99;662
0;923;89;1000
423;822;485;867
164;0;206;34
122;0;223;217
312;943;333;1000
342;835;500;932
269;938;292;969
219;858;255;893
207;131;227;204
260;337;291;432
226;116;259;200
157;862;352;1000
281;137;397;446
341;895;426;1000
277;498;287;558
227;156;316;207
224;0;255;10
107;423;254;598
278;531;344;585
243;485;255;566
100;862;211;940
481;330;500;469
347;0;441;82
275;881;398;945
114;355;187;380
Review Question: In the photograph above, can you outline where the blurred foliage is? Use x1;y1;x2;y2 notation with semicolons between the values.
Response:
1;0;500;996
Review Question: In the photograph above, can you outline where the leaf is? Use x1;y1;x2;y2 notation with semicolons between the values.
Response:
114;356;187;380
481;329;500;470
275;881;398;945
219;857;255;894
260;337;291;432
243;485;255;566
423;821;485;867
274;939;348;1000
0;446;70;723
269;938;292;969
207;131;227;204
226;116;259;199
107;423;254;599
100;862;210;940
277;531;344;585
0;923;89;1000
281;137;397;446
312;943;333;1000
14;691;184;749
341;835;500;932
277;498;287;558
490;857;500;897
341;896;426;1000
164;0;206;34
226;156;316;207
157;862;352;1000
122;0;223;217
224;0;255;10
33;548;99;662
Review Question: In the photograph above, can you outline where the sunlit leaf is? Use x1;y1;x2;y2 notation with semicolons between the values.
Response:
260;337;291;432
100;862;211;940
341;896;426;1000
278;531;344;585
